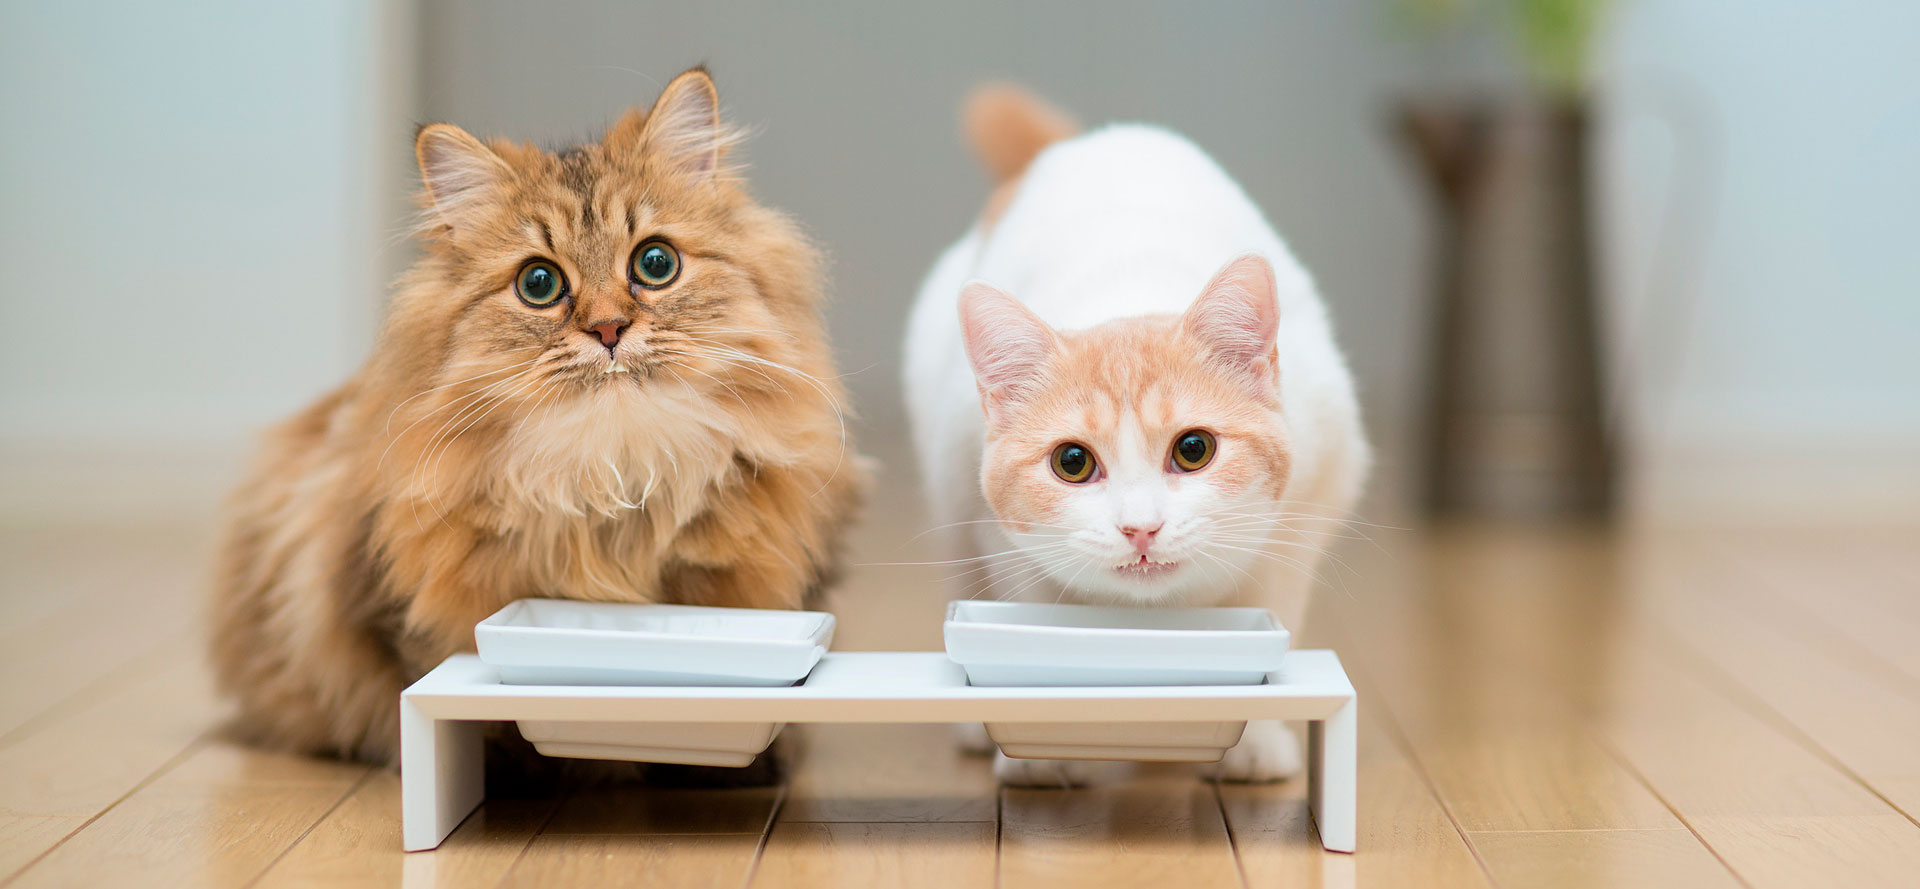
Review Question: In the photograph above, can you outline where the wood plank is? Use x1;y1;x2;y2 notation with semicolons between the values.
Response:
1692;815;1920;889
1593;635;1899;820
1345;523;1920;889
0;612;198;744
1699;526;1920;620
999;778;1243;889
1627;543;1920;820
1704;531;1920;693
497;834;761;889
0;815;85;882
3;512;1914;887
1312;528;1684;833
1220;596;1486;887
0;523;208;741
1415;725;1683;832
1382;526;1920;887
777;724;997;823
543;785;782;835
0;522;209;628
250;771;560;889
1220;711;1489;888
1472;829;1741;889
751;821;996;889
7;742;369;889
0;644;218;818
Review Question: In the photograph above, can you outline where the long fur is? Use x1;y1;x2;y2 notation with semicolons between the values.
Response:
209;68;865;765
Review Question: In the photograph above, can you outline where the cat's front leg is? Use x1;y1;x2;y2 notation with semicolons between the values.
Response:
994;753;1132;788
1201;719;1302;783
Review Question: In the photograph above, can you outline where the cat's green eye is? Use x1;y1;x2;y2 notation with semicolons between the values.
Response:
631;240;680;288
515;261;567;307
1051;442;1096;484
1171;430;1216;472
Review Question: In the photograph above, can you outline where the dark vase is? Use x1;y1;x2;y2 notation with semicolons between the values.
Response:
1399;98;1615;519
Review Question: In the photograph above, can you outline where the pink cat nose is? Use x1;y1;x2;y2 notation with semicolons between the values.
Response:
1120;524;1163;554
588;320;628;348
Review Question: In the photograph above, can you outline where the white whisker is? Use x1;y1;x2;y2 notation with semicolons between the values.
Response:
382;353;544;435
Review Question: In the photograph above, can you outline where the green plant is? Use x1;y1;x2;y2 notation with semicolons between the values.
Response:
1392;0;1610;95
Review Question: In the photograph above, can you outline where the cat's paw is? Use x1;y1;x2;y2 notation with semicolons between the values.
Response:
994;753;1122;788
1202;720;1302;784
955;722;996;756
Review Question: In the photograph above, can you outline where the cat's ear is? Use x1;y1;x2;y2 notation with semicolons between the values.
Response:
1182;254;1281;394
634;67;735;179
959;282;1058;424
415;124;510;233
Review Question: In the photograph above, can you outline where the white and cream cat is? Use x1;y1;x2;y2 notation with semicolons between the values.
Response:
903;87;1371;785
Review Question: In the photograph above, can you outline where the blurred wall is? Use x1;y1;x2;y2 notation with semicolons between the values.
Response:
0;0;418;520
418;0;1430;518
1595;0;1920;520
7;0;1914;528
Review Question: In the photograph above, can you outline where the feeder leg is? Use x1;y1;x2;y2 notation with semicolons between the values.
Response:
1309;698;1358;853
401;699;485;851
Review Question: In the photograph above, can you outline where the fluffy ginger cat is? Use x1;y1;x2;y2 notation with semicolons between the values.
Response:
210;68;863;767
904;87;1370;785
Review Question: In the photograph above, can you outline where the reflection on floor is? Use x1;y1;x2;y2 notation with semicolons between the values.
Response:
2;500;1918;887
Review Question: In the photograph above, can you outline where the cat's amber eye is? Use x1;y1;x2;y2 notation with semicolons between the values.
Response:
631;240;681;288
1171;430;1216;472
1050;442;1097;484
515;261;567;307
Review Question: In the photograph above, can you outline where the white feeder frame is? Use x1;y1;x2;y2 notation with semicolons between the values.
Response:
399;649;1358;853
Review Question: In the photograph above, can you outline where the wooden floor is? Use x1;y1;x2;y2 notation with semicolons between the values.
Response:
3;502;1918;887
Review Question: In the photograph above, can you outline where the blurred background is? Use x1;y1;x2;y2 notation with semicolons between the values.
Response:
4;0;1916;532
3;6;1920;884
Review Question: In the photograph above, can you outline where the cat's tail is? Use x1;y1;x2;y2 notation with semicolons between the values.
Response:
963;84;1078;185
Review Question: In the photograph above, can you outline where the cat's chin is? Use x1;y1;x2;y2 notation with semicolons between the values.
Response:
1055;559;1222;606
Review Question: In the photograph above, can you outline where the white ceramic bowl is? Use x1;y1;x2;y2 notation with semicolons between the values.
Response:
945;601;1289;762
514;719;785;767
986;720;1249;763
475;599;831;767
476;599;834;686
943;601;1289;687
